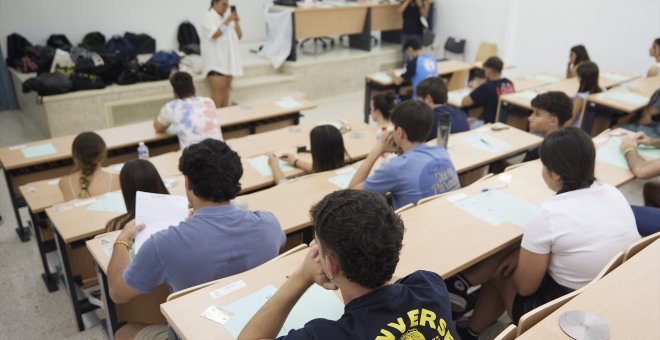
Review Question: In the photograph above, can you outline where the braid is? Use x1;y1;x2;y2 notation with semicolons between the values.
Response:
78;163;97;199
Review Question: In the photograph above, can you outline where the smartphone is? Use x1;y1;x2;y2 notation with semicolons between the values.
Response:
230;5;236;13
297;146;309;153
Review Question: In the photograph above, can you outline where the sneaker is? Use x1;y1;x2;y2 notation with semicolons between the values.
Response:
455;323;480;340
445;274;470;313
88;289;103;308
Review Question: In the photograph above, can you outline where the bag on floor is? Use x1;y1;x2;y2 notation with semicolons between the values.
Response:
177;21;200;54
6;33;33;68
79;32;106;52
47;34;72;51
125;32;156;54
143;51;180;79
104;35;136;64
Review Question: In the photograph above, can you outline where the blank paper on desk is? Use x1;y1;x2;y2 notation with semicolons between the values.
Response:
221;284;344;338
134;191;188;253
455;190;538;228
461;134;513;153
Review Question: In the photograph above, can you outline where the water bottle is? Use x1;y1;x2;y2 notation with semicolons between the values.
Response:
137;142;149;160
437;113;451;149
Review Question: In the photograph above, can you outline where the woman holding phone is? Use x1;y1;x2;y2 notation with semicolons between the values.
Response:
202;0;243;108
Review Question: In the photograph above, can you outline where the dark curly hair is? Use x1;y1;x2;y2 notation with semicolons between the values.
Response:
531;91;573;126
178;139;242;202
416;77;448;105
311;190;405;289
539;127;595;194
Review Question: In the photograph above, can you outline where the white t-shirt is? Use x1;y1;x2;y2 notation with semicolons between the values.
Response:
521;182;640;290
156;96;223;149
201;9;243;76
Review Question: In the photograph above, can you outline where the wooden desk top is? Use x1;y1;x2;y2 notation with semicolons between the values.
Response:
0;97;315;171
518;239;660;340
366;59;475;86
86;231;122;273
161;249;317;340
587;76;660;113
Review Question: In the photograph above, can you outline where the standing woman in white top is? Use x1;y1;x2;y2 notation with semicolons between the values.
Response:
446;127;640;340
202;0;243;108
647;37;660;77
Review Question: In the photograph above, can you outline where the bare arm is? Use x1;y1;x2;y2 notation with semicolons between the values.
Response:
565;96;585;127
234;14;243;40
398;0;412;14
108;221;144;303
417;0;430;18
513;249;550;296
153;117;168;133
267;153;287;184
349;134;396;189
624;152;660;179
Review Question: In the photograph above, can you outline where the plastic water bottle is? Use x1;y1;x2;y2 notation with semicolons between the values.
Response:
137;142;149;160
437;113;451;149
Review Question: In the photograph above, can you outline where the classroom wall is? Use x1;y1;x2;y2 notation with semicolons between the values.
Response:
0;0;270;55
435;0;660;77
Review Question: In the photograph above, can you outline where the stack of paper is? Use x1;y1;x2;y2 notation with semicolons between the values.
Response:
134;191;189;252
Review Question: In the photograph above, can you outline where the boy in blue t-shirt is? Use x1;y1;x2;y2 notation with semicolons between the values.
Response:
462;56;515;123
349;100;461;209
392;37;438;98
417;77;470;141
239;190;456;340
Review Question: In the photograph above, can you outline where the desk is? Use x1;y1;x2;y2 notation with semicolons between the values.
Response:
497;71;640;129
518;239;660;339
364;59;476;122
582;76;660;134
1;96;315;243
87;232;170;339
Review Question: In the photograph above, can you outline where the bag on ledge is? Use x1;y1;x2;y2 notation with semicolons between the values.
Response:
178;21;200;55
125;32;156;54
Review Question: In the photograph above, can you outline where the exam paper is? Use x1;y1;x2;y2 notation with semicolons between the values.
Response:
134;191;188;253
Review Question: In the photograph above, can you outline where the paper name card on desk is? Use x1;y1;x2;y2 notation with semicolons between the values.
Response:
134;191;188;253
461;134;513;153
276;97;302;110
328;168;357;189
221;284;344;338
21;143;57;158
87;192;127;214
248;155;295;177
602;92;648;105
455;190;538;228
371;72;392;84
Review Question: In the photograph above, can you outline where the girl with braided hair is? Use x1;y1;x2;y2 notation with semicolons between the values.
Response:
59;131;119;201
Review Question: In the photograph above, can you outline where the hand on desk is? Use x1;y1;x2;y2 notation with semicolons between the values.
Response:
279;152;297;166
620;132;646;150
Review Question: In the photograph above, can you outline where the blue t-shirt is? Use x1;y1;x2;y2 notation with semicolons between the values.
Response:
278;270;456;340
427;105;470;141
124;205;285;293
468;78;515;123
402;53;438;98
364;144;460;209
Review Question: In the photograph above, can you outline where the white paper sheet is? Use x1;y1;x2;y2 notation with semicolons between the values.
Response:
134;191;189;253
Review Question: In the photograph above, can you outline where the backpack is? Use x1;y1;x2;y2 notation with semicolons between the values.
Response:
79;32;106;52
24;46;55;74
124;32;156;54
70;72;106;91
18;56;38;73
6;33;33;68
22;72;73;96
177;21;200;55
47;34;72;51
115;60;141;85
71;47;105;75
143;51;180;79
104;35;136;64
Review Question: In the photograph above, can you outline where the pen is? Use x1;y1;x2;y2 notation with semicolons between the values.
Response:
479;138;491;146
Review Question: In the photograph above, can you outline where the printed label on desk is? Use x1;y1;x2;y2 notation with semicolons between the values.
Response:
47;179;61;186
74;198;97;207
445;192;467;203
26;186;37;193
201;306;234;325
9;144;26;151
210;280;247;300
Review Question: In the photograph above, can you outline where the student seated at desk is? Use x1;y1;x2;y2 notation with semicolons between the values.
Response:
239;190;456;340
446;127;640;340
462;56;515;123
566;44;590;79
106;159;170;232
392;37;438;99
153;72;223;149
416;77;470;140
107;139;285;340
620;132;660;236
621;88;660;138
267;125;349;184
349;100;460;210
371;93;397;141
647;37;660;77
59;131;119;201
524;91;573;161
566;61;602;127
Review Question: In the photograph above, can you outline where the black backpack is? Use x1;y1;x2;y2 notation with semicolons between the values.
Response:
70;72;106;91
6;33;33;68
79;32;106;52
24;45;55;74
23;72;73;96
125;32;156;54
104;35;136;64
177;21;200;54
71;47;106;75
115;60;141;85
47;34;72;51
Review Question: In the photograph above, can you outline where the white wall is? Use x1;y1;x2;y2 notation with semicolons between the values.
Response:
0;0;269;55
435;0;660;77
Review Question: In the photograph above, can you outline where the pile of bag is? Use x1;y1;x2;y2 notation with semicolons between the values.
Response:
8;32;182;96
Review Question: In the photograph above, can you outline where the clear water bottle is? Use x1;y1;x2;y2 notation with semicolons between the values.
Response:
137;142;149;160
437;113;451;149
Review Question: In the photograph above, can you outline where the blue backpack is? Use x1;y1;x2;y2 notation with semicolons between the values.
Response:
105;36;136;64
144;51;180;79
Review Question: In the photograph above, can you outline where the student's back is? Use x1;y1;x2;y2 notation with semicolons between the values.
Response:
416;77;470;140
466;57;514;123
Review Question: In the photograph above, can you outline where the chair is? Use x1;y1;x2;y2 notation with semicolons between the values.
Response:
504;162;526;172
474;42;498;62
443;37;466;61
395;203;415;213
623;232;660;261
446;69;470;91
473;172;495;184
494;324;518;340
